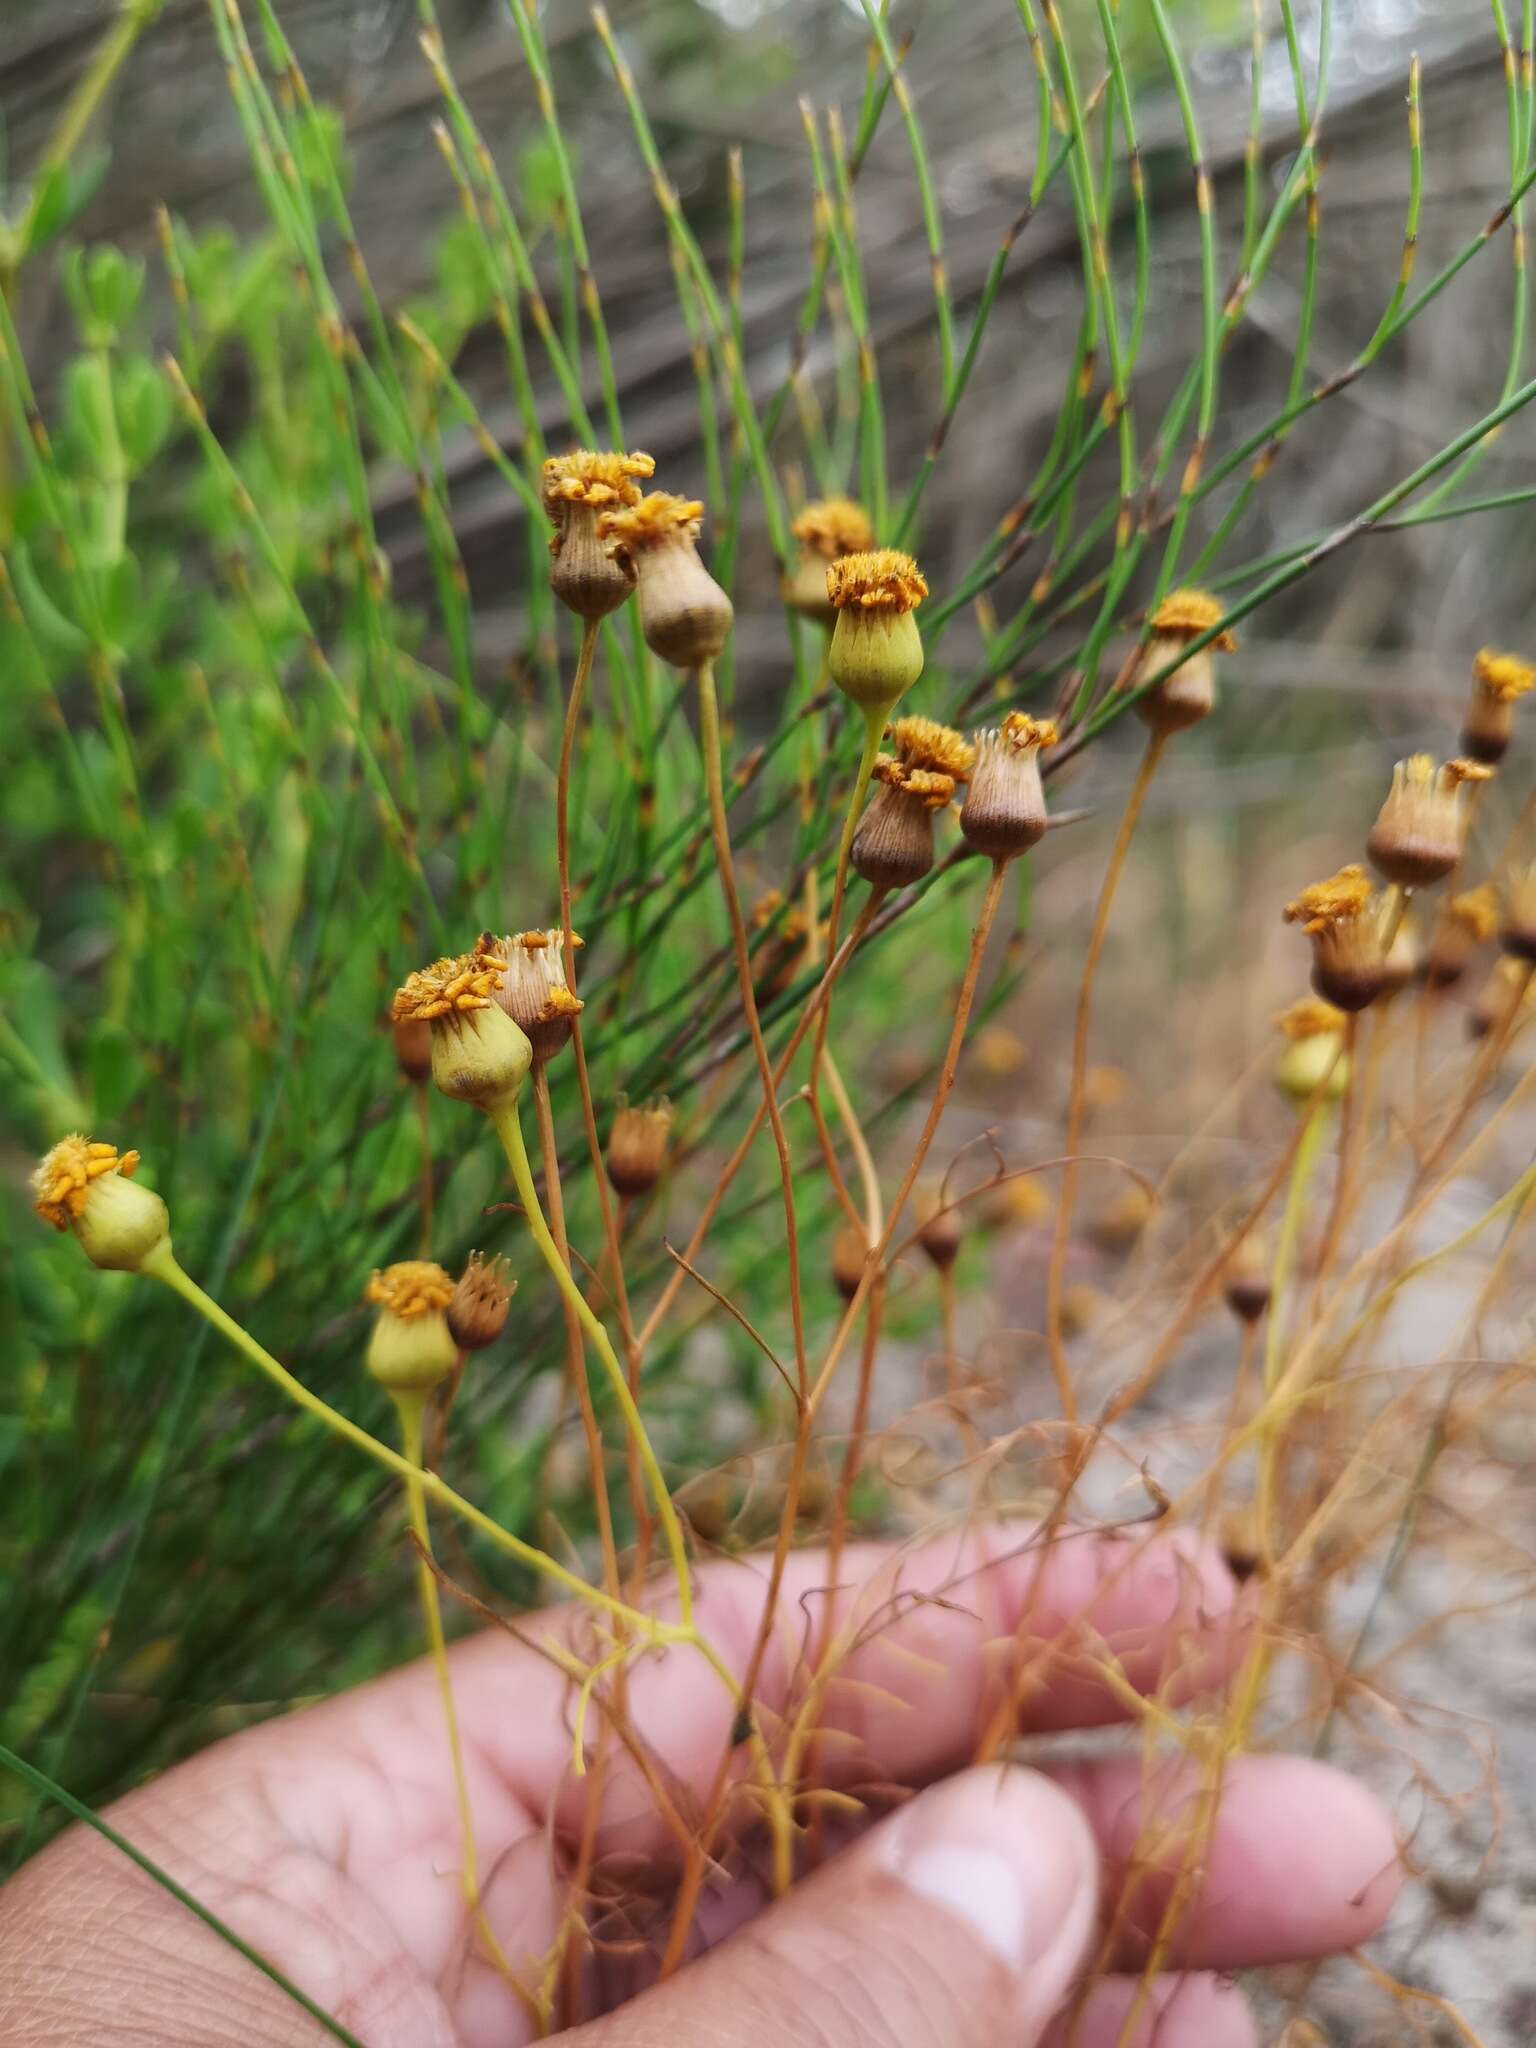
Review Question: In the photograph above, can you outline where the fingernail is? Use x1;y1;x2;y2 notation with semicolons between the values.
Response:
878;1766;1098;2011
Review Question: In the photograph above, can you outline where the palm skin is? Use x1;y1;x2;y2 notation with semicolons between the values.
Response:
0;1528;1401;2048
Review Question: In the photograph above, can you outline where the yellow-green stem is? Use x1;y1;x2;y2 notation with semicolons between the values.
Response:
490;1098;694;1630
143;1245;658;1635
394;1391;531;2010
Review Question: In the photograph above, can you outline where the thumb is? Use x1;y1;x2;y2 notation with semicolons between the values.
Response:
574;1765;1099;2048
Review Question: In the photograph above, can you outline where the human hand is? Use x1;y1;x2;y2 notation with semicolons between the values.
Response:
0;1527;1399;2047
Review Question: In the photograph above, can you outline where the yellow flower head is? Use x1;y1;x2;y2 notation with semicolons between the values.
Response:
1283;865;1373;936
1274;996;1349;1042
888;715;974;781
366;1260;455;1320
390;949;506;1024
791;496;876;561
32;1135;141;1232
1149;588;1237;650
1473;648;1536;702
826;549;928;614
598;491;704;557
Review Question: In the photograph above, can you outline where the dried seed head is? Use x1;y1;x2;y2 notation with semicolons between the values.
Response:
851;757;953;888
543;449;655;620
826;549;928;713
599;492;732;667
1426;883;1498;988
391;949;532;1111
1132;589;1236;738
960;711;1057;860
1498;863;1536;963
447;1251;516;1351
1273;996;1351;1105
392;1014;432;1083
1464;647;1536;763
783;497;877;623
831;1224;869;1300
915;1187;963;1271
32;1135;171;1273
1222;1238;1271;1325
750;892;819;1003
483;928;585;1062
1283;865;1387;1012
1366;754;1490;889
365;1261;458;1393
1090;1183;1154;1255
606;1097;674;1198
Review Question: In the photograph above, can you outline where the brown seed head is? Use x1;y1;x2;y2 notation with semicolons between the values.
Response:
447;1251;516;1351
1426;882;1498;988
32;1135;141;1232
483;928;586;1062
826;549;928;614
543;451;655;620
606;1098;674;1199
599;493;731;666
960;712;1057;860
1469;953;1536;1038
852;761;950;889
915;1188;963;1271
1147;588;1237;649
366;1260;455;1319
831;1224;869;1300
1222;1238;1271;1325
1283;865;1386;1011
1367;755;1490;888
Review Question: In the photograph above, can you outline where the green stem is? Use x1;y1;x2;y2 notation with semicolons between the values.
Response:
488;1099;695;1630
143;1245;655;1634
393;1391;528;2001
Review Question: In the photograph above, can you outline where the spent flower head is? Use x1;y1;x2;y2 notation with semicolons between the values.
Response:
961;711;1057;861
33;1135;171;1273
447;1251;515;1351
542;449;655;620
483;928;585;1063
606;1097;674;1198
1132;587;1235;737
851;755;955;888
599;491;732;667
1465;647;1536;762
1283;866;1387;1012
391;949;531;1111
1367;754;1490;888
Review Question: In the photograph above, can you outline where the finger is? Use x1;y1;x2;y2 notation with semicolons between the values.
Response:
1054;1752;1401;1970
1042;1973;1258;2048
396;1525;1244;1852
563;1764;1100;2048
